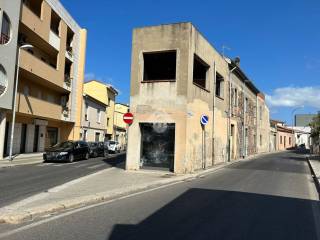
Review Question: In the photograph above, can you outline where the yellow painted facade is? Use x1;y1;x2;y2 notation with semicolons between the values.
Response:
114;103;129;131
83;80;118;138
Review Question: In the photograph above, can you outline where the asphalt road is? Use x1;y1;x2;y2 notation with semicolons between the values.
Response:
0;153;125;207
0;151;319;240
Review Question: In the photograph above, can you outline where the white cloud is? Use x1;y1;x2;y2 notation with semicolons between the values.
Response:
266;86;320;108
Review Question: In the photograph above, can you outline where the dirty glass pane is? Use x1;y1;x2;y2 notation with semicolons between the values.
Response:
140;123;175;170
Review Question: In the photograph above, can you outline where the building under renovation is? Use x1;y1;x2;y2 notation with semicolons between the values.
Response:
126;23;270;173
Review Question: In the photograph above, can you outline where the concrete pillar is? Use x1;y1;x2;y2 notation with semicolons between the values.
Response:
38;125;46;152
126;122;141;171
6;122;22;155
0;112;6;160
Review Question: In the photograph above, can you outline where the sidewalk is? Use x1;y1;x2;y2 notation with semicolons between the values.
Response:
307;155;320;191
0;159;242;224
0;153;43;168
0;150;281;224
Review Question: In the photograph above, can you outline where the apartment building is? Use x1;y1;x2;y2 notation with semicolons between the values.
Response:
114;103;129;150
126;23;270;173
81;94;107;142
83;80;118;140
0;0;86;158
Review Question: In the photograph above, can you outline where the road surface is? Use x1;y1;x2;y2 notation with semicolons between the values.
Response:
0;151;319;240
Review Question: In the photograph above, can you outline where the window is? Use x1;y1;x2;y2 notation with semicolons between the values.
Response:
23;0;43;18
107;117;110;127
289;137;291;145
0;12;11;45
280;136;282;144
97;109;101;123
215;72;224;98
23;86;29;96
143;51;176;81
83;130;87;141
260;135;262;146
244;97;248;112
259;106;262;120
50;10;60;35
0;65;7;97
193;54;209;89
95;132;100;142
234;88;238;106
85;103;89;121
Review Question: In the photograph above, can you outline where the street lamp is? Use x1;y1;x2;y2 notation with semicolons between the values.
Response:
8;44;33;161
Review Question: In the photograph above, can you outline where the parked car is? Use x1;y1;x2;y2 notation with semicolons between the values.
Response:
88;141;109;158
107;140;120;153
43;141;90;163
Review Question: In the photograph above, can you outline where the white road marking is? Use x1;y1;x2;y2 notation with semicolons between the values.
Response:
0;180;183;239
87;163;105;169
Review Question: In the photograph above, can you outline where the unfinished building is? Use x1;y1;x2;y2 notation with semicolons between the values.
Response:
126;22;269;173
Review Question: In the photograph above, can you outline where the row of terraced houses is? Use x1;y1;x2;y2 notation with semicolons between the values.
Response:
0;0;128;160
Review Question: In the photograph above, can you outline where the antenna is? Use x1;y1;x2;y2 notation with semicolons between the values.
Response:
222;45;231;57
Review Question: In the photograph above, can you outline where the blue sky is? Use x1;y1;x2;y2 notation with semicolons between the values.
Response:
61;0;320;125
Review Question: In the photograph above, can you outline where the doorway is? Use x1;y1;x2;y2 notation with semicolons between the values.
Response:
20;124;27;153
33;125;39;152
140;123;175;171
95;132;100;142
46;127;58;148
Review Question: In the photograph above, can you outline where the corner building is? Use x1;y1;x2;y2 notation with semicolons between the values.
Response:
127;23;227;173
126;23;269;173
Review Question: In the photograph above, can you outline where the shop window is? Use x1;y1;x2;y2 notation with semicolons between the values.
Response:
0;12;11;45
143;51;176;81
140;123;175;171
215;72;224;98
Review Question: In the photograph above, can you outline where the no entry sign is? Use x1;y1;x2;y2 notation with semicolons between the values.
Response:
123;112;134;124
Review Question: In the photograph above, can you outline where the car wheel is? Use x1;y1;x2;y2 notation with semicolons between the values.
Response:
85;152;89;160
68;154;74;163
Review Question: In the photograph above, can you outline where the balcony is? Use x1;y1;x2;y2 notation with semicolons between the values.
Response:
19;49;64;89
61;106;71;121
63;75;72;91
49;30;60;51
17;94;62;121
21;4;49;42
65;47;74;62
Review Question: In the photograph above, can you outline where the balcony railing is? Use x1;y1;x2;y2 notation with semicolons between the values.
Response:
0;33;9;44
64;75;72;88
61;107;71;121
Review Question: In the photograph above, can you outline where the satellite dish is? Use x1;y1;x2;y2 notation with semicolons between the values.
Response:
234;57;241;65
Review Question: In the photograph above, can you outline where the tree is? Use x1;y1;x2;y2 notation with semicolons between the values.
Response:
310;112;320;139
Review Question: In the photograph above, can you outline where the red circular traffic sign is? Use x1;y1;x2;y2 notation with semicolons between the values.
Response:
123;112;134;124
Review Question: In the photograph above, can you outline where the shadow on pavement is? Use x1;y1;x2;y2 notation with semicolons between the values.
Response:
102;153;126;169
108;188;318;240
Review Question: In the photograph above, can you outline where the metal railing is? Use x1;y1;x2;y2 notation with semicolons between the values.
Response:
0;33;9;44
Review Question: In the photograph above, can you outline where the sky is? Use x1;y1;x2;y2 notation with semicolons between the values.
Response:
61;0;320;125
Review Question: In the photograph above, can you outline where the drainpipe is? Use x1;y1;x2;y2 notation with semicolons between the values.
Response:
228;66;237;162
212;61;216;166
242;80;246;158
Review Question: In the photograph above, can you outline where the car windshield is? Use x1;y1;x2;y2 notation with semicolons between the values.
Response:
54;141;74;148
88;142;97;147
109;141;116;145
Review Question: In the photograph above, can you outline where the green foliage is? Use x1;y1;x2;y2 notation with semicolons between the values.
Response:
310;112;320;139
